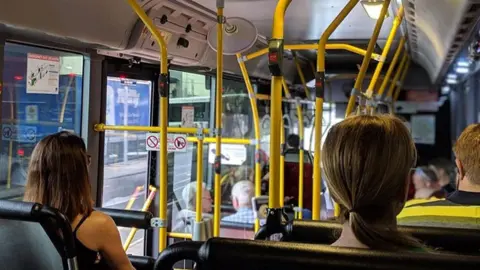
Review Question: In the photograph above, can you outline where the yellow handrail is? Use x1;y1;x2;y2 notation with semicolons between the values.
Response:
213;0;224;237
376;37;406;98
195;140;204;223
366;5;404;99
345;0;391;117
236;52;263;232
187;137;252;145
314;0;360;220
94;124;209;134
245;43;383;62
393;59;411;102
386;52;408;99
269;0;292;209
125;0;169;251
167;232;193;239
293;52;311;99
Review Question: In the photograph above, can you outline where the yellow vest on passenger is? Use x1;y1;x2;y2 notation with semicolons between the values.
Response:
397;198;480;229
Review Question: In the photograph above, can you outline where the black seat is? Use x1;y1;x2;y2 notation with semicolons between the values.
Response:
284;220;480;254
129;255;155;270
0;200;78;270
96;208;153;229
197;238;480;270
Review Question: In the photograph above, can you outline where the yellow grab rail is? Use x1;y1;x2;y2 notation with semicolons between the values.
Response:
245;43;383;62
94;124;209;134
236;52;263;232
125;185;144;210
314;0;359;220
123;186;157;251
195;139;204;223
125;0;169;251
213;0;224;237
345;0;391;117
393;59;411;102
376;37;406;98
187;137;252;145
268;0;292;209
386;52;408;99
366;5;404;99
293;52;311;99
167;232;193;239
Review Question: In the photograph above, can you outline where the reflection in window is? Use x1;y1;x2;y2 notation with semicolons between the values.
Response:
1;42;84;199
102;76;152;256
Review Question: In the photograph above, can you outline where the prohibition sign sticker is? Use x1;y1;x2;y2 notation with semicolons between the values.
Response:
174;137;187;150
147;135;159;149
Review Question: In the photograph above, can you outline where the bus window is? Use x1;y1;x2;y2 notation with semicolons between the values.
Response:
0;42;84;200
102;76;152;256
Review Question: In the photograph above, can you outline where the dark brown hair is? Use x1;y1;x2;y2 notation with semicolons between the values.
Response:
322;114;421;250
24;131;92;222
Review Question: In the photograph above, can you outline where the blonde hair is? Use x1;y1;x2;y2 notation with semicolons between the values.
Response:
454;123;480;185
322;114;421;250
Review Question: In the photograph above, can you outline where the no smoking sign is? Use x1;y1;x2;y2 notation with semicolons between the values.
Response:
145;133;188;152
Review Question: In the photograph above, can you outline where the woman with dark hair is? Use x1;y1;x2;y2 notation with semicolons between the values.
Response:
24;131;134;270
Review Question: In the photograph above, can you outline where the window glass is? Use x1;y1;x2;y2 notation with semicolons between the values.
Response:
1;42;84;199
102;76;152;255
167;70;212;242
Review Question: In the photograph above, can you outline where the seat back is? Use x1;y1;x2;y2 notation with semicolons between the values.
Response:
198;238;480;270
284;162;313;210
285;220;480;254
0;220;64;270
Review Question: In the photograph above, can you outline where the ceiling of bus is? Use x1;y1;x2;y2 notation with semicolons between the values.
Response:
0;0;477;84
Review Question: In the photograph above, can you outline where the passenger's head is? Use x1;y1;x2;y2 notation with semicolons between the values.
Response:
182;182;212;213
231;180;254;210
24;131;92;222
286;134;300;149
322;115;420;250
412;166;441;191
454;124;480;190
428;158;455;187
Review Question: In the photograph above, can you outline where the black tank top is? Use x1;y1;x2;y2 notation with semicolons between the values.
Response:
73;213;110;269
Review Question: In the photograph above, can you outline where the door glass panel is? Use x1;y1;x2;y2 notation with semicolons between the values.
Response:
102;76;152;255
1;42;84;200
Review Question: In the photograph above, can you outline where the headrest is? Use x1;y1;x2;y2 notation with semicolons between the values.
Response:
128;255;155;270
286;220;480;253
96;208;153;229
198;238;480;270
154;241;203;270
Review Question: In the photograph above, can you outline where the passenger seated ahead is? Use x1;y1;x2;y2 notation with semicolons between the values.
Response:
173;181;212;233
24;132;134;270
398;124;480;228
322;115;422;251
411;166;446;200
222;181;255;224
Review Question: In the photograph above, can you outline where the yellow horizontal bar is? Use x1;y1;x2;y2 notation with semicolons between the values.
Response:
94;124;209;134
188;137;252;145
245;43;382;62
167;232;192;239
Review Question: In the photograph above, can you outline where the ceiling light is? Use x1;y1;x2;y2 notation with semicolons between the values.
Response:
447;73;457;79
446;79;457;84
361;0;390;19
457;61;470;67
455;67;469;74
441;85;450;95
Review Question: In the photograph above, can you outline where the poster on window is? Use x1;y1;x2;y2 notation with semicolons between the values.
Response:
411;115;435;145
26;53;60;94
181;106;195;128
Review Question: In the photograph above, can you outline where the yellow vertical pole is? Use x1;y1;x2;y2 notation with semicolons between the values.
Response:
293;53;311;99
236;53;262;232
376;38;406;98
280;114;285;207
386;52;408;99
195;140;204;222
314;0;359;221
393;59;411;102
345;0;391;117
125;0;169;251
213;0;224;237
268;0;292;209
366;5;404;102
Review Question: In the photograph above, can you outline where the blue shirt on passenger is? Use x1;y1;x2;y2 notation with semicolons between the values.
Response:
222;207;255;224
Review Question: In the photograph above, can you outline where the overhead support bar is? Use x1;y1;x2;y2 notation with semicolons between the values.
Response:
393;59;411;102
314;0;360;220
244;43;383;62
94;124;209;134
125;0;169;251
345;0;391;117
376;37;406;99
